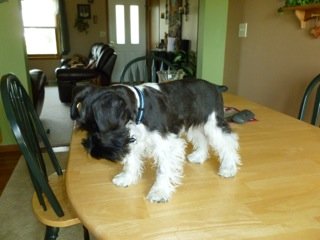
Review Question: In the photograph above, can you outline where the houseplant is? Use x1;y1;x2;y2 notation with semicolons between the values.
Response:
172;50;197;77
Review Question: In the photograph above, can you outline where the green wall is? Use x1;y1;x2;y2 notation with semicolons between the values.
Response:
0;0;29;145
197;0;228;85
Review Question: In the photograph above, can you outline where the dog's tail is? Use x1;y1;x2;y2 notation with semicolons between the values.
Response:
217;85;228;93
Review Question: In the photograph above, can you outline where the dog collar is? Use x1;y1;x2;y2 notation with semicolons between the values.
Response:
133;86;144;124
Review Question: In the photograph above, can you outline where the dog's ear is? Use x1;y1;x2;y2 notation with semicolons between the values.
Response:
92;92;130;132
70;85;95;120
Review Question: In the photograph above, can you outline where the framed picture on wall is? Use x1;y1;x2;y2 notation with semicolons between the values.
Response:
77;4;91;19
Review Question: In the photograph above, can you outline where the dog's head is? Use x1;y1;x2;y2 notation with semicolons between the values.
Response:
70;85;135;161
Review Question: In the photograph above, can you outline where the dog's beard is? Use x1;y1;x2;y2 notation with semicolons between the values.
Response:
82;128;134;161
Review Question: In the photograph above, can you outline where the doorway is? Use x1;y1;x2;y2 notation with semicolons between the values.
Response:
108;0;146;82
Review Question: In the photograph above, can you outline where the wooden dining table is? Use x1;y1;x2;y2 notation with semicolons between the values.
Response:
66;93;320;240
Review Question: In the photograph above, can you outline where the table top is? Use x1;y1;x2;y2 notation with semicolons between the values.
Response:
66;93;320;240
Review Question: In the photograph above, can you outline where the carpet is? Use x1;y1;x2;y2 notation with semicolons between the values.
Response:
0;152;92;240
40;86;73;147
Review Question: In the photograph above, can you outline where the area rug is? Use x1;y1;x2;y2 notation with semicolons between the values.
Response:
40;86;73;147
0;152;94;239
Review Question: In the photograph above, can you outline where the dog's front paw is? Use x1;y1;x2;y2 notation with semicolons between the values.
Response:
187;151;207;164
146;187;172;203
218;165;238;178
112;172;137;187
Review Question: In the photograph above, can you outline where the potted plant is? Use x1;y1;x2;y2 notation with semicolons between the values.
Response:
172;50;197;77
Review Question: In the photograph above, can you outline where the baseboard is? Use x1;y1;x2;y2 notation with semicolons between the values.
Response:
0;144;69;155
46;80;57;86
0;144;20;153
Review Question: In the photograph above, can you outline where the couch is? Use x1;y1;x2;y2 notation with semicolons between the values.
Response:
55;43;117;103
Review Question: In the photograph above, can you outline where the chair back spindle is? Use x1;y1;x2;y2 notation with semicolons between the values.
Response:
298;74;320;126
120;55;176;85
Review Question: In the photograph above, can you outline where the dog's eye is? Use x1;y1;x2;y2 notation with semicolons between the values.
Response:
129;136;136;143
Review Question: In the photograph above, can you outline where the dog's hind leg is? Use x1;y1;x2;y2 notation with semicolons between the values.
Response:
147;133;186;203
204;112;241;178
186;125;209;164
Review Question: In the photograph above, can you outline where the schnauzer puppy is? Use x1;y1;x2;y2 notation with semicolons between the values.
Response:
70;78;241;203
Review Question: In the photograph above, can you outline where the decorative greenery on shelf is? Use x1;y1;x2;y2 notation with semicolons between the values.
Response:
284;0;320;7
74;17;89;34
278;0;320;13
284;0;320;6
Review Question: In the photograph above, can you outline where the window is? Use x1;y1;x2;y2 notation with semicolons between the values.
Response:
115;4;140;45
130;5;139;44
115;5;125;44
21;0;59;57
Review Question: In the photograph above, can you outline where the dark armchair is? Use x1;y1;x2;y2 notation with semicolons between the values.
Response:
55;43;117;103
29;69;46;116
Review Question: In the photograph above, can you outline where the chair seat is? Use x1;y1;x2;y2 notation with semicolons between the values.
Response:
32;173;80;228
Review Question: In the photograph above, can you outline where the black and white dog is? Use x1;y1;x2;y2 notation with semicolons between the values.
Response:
71;78;241;202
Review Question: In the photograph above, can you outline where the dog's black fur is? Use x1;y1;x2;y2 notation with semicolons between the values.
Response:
71;78;230;161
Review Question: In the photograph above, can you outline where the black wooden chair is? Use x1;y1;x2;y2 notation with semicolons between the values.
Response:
298;74;320;126
119;54;176;85
0;73;90;240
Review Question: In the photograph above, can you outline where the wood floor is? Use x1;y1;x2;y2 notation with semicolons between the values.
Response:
0;150;20;196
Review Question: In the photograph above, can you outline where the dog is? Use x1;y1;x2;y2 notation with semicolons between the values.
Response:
70;78;241;203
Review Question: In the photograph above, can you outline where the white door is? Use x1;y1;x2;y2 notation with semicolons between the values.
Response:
108;0;146;82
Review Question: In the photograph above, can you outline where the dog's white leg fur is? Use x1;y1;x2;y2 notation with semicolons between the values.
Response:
147;133;186;203
112;143;144;187
204;113;241;178
112;123;146;187
187;126;209;164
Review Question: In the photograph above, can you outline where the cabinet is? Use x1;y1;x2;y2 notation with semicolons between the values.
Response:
282;4;320;28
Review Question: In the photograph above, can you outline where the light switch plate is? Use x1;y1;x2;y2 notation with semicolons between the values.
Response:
239;23;248;38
